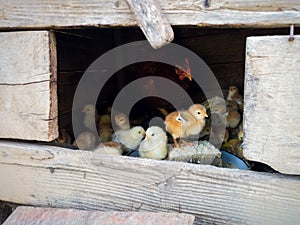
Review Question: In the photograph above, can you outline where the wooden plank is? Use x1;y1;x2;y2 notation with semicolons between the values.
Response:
0;31;58;141
0;0;299;28
0;141;299;225
125;0;173;49
244;35;300;175
4;207;195;225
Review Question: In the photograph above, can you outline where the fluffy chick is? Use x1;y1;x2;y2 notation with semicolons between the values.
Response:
165;104;208;147
55;129;71;144
99;127;113;143
82;104;99;131
73;131;96;150
139;126;168;160
226;109;241;128
211;103;241;128
226;100;239;111
94;142;123;156
114;113;130;130
164;111;186;147
227;86;244;111
112;126;145;150
98;114;111;129
182;104;208;137
98;114;113;143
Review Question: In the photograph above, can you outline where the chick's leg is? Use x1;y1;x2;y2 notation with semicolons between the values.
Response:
172;135;179;148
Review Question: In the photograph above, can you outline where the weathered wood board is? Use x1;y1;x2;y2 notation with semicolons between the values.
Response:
3;207;195;225
125;0;173;49
244;35;300;175
0;31;58;141
0;0;299;28
0;140;299;225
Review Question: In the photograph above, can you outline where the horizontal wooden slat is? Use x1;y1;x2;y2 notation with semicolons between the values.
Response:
0;140;299;225
244;35;300;175
3;207;195;225
0;31;58;141
0;0;299;28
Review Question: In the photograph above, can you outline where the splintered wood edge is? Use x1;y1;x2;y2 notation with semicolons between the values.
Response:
48;31;58;141
0;141;300;225
125;0;174;49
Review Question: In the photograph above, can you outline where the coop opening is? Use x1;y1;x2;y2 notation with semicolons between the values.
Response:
53;27;292;171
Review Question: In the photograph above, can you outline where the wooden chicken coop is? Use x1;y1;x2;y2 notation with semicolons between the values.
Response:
0;0;300;224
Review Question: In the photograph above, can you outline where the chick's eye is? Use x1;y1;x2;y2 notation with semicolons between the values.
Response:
138;131;141;134
151;133;155;136
197;111;201;114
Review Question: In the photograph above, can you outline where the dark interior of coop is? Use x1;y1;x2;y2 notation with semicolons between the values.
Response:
55;26;291;170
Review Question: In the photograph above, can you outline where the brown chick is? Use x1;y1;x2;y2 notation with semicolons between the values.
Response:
165;104;208;147
98;114;113;143
55;129;71;144
73;131;96;150
198;120;211;139
211;103;241;129
227;86;244;111
82;104;99;131
98;114;111;129
114;113;130;131
226;100;239;111
210;128;229;147
165;111;186;147
99;127;113;143
226;109;241;129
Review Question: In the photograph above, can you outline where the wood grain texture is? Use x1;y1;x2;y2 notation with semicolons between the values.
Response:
4;207;195;225
125;0;173;48
0;0;299;28
244;35;300;175
0;140;299;225
0;31;58;141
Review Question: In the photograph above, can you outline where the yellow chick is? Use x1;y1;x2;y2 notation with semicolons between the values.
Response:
114;113;130;131
112;126;145;150
55;129;71;144
139;126;168;160
82;104;99;131
165;104;208;147
181;104;208;137
73;131;96;150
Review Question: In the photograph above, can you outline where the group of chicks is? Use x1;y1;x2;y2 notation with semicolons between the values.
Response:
208;85;244;156
57;85;244;161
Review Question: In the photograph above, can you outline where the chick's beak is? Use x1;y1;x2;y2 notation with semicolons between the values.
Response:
184;72;192;81
144;134;149;140
205;113;208;118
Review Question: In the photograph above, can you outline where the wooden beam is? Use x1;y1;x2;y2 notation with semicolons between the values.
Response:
0;31;58;141
0;140;299;224
4;207;195;225
125;0;173;49
244;35;300;175
0;0;299;29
